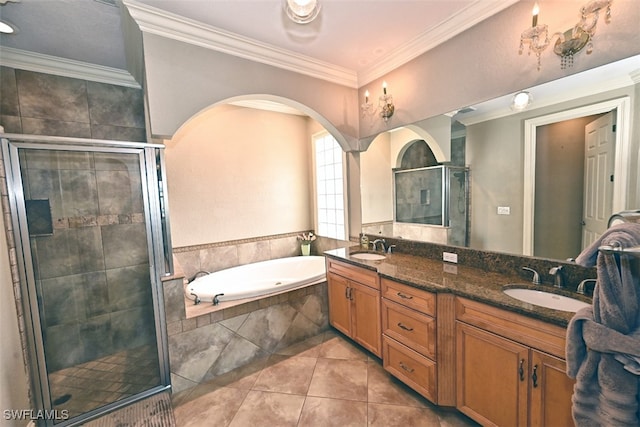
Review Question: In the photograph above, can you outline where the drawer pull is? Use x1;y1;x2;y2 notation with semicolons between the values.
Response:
532;364;539;388
519;359;525;381
399;362;414;373
397;322;414;332
396;292;413;300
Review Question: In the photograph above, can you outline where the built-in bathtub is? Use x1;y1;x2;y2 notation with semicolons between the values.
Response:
185;255;326;304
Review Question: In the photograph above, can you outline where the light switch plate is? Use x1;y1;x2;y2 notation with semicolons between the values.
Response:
497;206;511;215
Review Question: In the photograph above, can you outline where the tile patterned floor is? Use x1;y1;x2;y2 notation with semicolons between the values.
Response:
48;345;161;419
172;330;479;427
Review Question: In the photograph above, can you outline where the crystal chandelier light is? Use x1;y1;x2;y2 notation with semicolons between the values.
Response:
519;0;612;70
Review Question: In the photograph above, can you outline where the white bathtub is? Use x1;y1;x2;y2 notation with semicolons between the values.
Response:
185;256;327;304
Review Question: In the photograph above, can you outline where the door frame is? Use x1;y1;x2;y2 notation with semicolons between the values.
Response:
522;97;631;256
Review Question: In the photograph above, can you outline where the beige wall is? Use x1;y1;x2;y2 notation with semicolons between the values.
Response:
358;0;640;141
165;104;314;248
137;1;640;148
361;132;392;224
0;211;30;427
142;34;360;151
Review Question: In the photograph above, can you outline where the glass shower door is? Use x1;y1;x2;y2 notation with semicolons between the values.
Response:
2;138;170;426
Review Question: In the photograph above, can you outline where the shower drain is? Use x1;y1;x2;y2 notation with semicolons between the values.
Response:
53;394;72;405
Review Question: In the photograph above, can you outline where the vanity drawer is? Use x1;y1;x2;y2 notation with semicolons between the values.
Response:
381;278;436;316
383;336;437;403
382;299;436;359
326;258;379;289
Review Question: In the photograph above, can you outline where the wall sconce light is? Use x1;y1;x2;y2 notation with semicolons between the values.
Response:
361;81;395;122
519;0;612;70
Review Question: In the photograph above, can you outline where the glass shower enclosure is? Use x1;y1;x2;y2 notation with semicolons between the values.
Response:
394;165;469;246
1;135;172;426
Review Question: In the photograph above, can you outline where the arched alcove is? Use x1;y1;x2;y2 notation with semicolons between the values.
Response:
397;139;439;170
165;95;339;248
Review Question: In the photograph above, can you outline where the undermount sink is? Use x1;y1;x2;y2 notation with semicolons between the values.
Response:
503;286;591;312
351;252;386;261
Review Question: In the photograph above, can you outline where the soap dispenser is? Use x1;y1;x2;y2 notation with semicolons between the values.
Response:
360;233;369;249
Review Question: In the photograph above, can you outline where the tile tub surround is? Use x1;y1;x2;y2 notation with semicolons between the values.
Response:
173;232;351;281
172;331;479;427
163;272;330;394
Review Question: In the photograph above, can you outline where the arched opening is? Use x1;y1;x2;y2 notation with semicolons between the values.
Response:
397;139;439;170
164;95;350;253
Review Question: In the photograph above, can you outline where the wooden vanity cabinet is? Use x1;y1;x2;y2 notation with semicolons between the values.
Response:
456;297;574;427
381;278;439;403
326;258;382;357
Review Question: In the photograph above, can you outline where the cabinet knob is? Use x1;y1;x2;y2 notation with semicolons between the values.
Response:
532;364;539;388
519;359;525;381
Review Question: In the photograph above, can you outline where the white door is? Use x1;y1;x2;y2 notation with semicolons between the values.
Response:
582;111;615;249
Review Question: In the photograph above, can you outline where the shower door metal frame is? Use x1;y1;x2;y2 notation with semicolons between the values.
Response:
1;134;172;427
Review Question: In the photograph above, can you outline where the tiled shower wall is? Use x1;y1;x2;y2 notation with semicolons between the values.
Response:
0;67;146;141
0;67;148;379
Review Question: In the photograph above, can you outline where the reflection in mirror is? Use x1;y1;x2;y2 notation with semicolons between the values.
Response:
360;55;640;263
361;119;468;246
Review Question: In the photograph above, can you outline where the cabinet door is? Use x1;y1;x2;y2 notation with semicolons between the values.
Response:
457;322;529;427
529;350;575;427
327;273;351;337
351;281;382;357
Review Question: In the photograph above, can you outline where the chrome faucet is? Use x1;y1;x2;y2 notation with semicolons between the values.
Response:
549;266;565;288
186;270;211;284
522;267;541;285
372;238;386;252
577;279;597;295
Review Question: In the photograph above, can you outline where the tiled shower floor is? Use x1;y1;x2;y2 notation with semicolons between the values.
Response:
172;330;479;427
48;345;161;419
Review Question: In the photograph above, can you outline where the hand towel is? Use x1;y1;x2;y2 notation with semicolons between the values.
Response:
566;223;640;426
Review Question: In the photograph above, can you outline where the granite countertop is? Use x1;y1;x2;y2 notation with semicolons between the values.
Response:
324;246;592;328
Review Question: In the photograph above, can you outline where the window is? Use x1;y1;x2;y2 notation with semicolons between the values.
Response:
313;132;347;240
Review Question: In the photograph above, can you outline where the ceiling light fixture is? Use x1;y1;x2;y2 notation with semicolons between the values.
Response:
0;19;16;34
284;0;321;24
511;91;532;111
519;0;612;70
361;81;395;123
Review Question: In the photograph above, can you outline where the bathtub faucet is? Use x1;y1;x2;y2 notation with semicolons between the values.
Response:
213;293;224;306
186;270;211;284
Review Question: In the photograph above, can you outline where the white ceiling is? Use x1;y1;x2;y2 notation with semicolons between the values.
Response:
0;0;518;85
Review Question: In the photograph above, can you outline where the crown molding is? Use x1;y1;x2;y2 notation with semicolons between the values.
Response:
358;0;520;85
123;0;359;88
123;0;518;89
0;46;140;88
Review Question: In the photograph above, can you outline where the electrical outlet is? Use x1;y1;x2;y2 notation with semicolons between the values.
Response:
443;252;458;263
443;264;458;274
497;206;511;215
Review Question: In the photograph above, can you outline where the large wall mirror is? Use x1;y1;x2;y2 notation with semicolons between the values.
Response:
361;54;640;263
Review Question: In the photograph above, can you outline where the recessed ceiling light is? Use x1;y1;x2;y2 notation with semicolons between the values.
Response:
511;91;532;111
0;19;17;34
